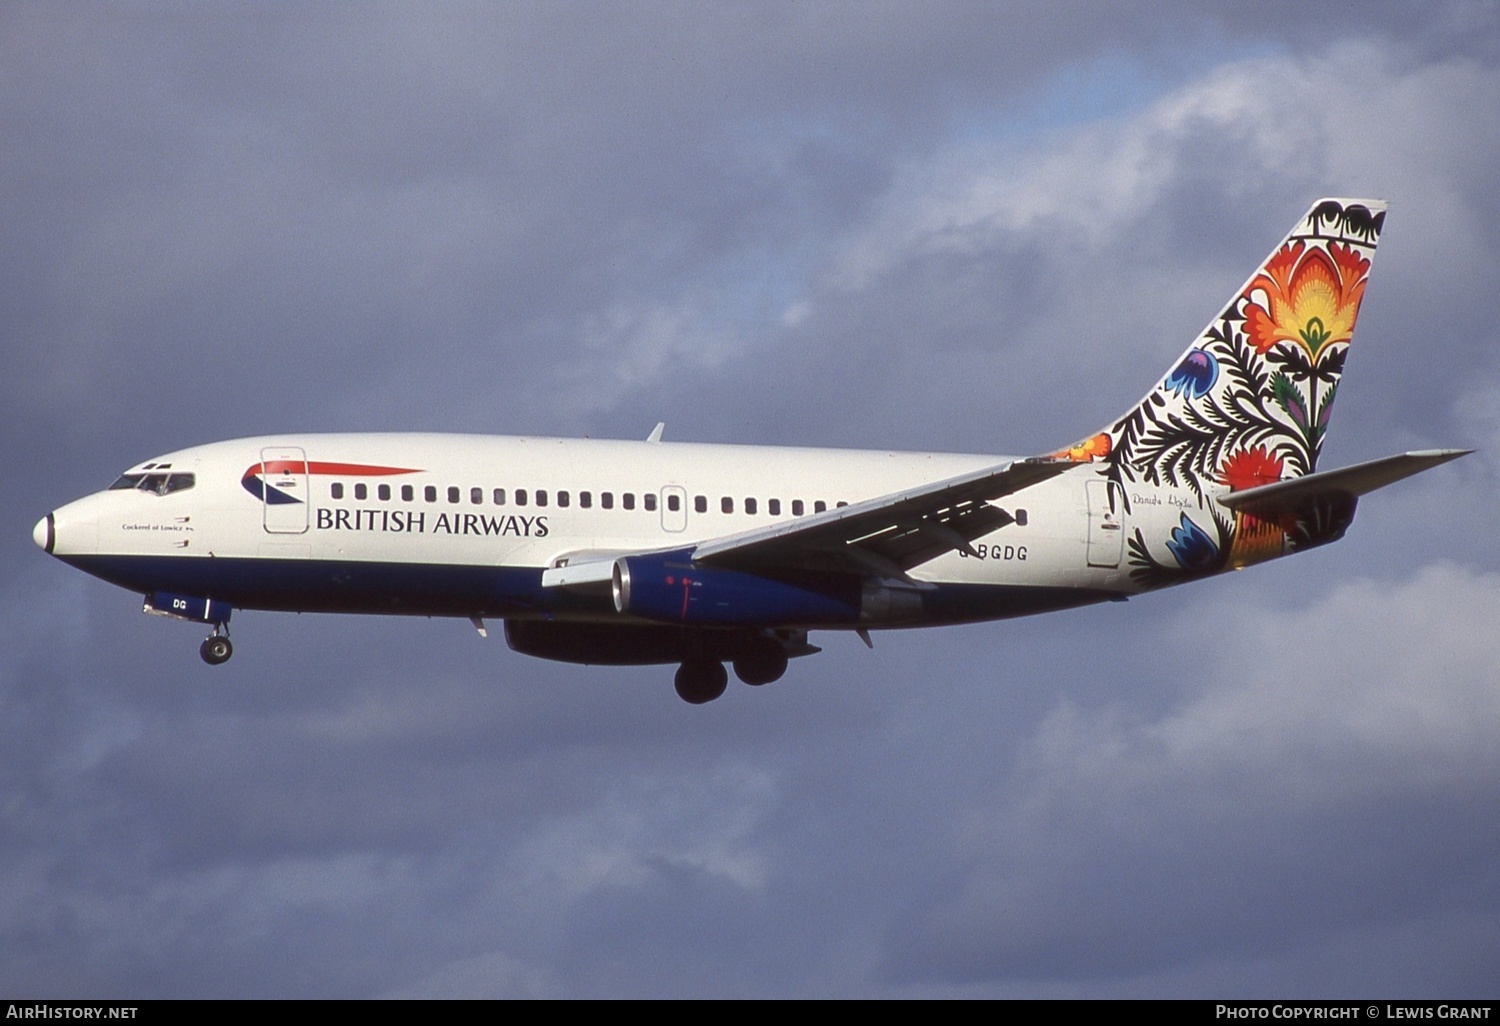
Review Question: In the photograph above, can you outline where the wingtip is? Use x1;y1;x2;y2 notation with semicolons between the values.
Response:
1405;448;1474;461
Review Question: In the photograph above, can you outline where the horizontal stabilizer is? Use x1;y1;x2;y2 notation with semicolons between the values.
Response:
1216;449;1471;516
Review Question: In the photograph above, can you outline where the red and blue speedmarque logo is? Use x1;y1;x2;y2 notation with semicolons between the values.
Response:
241;461;421;504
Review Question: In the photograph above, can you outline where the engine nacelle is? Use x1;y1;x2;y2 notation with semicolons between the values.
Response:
612;551;862;627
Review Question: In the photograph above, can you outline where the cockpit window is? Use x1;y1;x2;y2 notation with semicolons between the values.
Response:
110;472;195;495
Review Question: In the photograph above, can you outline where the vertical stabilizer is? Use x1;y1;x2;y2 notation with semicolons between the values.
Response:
1050;198;1385;497
1045;198;1388;581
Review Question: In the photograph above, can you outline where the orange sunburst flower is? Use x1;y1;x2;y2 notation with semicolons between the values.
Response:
1242;241;1370;359
1217;446;1283;492
1051;432;1112;463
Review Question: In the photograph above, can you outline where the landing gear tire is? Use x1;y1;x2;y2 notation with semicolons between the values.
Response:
733;638;788;686
674;659;728;704
200;635;233;666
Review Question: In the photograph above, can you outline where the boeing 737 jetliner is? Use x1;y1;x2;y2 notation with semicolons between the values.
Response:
34;199;1468;702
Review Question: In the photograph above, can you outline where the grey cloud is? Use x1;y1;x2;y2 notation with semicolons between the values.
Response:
4;3;1498;999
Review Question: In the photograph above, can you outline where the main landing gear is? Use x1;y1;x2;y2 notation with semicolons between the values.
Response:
200;626;233;666
732;636;789;687
674;658;727;704
673;637;791;704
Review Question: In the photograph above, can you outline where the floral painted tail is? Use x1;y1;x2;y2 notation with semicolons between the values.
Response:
1048;198;1388;583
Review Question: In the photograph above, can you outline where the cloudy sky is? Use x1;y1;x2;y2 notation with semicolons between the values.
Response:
4;2;1499;998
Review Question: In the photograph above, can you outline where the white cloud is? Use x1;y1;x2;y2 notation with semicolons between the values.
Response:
827;41;1500;292
886;563;1500;986
508;763;777;903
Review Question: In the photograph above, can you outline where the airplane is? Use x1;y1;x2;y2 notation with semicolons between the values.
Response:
33;198;1470;703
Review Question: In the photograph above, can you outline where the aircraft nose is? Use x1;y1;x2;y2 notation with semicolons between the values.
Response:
33;513;54;554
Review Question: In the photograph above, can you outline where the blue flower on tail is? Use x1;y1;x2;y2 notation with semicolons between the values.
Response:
1164;349;1219;399
1166;513;1219;571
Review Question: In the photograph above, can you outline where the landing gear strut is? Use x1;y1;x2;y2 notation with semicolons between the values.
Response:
200;626;232;666
674;658;728;704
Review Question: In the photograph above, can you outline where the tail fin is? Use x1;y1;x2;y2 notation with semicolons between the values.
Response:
1049;198;1386;503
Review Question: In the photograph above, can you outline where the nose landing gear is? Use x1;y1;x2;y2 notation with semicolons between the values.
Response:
200;627;233;665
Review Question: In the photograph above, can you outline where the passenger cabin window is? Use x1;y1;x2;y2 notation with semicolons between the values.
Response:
836;501;848;508
402;485;413;502
558;491;570;507
447;486;460;503
814;500;826;513
425;485;437;503
378;484;390;501
792;499;804;516
1015;509;1028;526
644;493;657;512
623;493;635;510
601;492;613;509
516;489;528;506
667;494;680;512
745;497;757;514
694;495;707;514
355;483;367;500
331;483;345;500
580;491;592;508
768;499;781;516
471;487;483;505
536;490;548;507
493;488;506;505
721;496;733;514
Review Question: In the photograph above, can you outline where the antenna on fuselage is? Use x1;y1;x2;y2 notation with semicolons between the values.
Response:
646;422;666;443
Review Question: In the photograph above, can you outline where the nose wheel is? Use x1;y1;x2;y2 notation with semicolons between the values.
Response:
200;629;233;666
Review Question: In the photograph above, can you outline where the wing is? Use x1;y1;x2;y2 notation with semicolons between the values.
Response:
541;457;1071;591
692;457;1068;580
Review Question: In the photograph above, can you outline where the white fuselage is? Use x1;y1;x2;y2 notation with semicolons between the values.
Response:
41;433;1136;629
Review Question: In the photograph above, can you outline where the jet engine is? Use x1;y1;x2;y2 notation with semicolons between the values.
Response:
611;551;861;626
